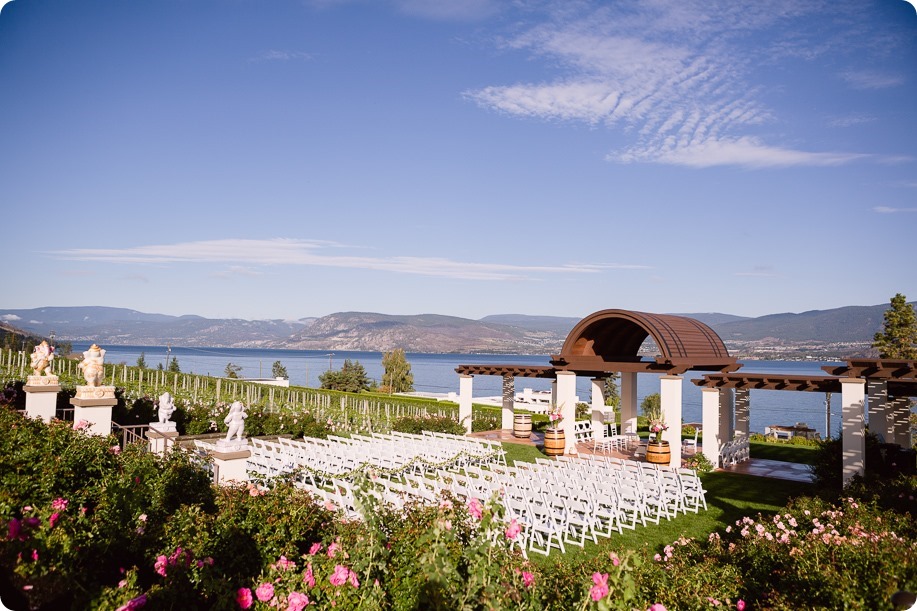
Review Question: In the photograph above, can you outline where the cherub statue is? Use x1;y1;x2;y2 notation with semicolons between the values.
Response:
78;344;106;387
157;391;176;424
30;341;55;376
224;401;247;442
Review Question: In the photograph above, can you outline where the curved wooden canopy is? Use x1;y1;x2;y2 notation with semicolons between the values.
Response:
551;309;739;375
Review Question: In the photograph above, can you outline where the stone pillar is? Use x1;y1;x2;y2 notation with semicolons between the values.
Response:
719;388;734;443
701;388;722;467
591;377;606;435
660;375;683;468
458;375;473;434
890;396;912;447
866;380;891;443
209;445;252;484
840;378;867;485
734;388;750;437
825;393;832;439
70;386;117;437
501;375;514;431
555;371;577;454
24;375;61;422
146;426;179;455
620;372;638;435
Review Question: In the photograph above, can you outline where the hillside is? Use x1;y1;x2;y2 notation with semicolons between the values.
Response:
0;303;905;356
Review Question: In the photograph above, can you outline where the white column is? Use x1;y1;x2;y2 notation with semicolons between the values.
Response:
556;371;578;454
825;393;833;439
890;396;912;447
701;388;722;467
501;375;514;431
840;378;866;485
719;388;734;443
458;375;473;435
620;372;638;435
25;388;59;422
660;375;682;467
734;388;750;437
591;377;606;434
866;380;890;443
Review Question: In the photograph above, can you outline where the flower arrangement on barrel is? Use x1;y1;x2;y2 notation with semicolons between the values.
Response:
547;403;564;430
649;418;668;437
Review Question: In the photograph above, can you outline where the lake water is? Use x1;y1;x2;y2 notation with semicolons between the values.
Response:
72;343;843;437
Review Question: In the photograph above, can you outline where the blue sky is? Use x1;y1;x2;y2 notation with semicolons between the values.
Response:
1;0;915;322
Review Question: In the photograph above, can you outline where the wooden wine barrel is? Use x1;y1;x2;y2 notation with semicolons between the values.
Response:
646;441;671;465
544;428;565;457
513;414;532;438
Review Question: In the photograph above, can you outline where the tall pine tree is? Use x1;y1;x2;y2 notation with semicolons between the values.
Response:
873;293;917;359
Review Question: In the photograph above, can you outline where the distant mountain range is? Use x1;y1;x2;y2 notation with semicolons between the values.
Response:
0;303;902;356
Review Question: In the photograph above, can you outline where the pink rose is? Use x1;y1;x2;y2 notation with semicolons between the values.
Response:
287;591;310;611
51;498;68;511
648;604;668;611
590;572;609;601
308;542;322;555
327;542;340;558
329;565;350;586
467;498;483;520
348;569;360;588
736;601;746;611
255;582;274;602
154;555;168;577
522;571;535;588
49;513;60;529
303;563;316;588
110;445;121;455
505;519;521;541
235;587;253;609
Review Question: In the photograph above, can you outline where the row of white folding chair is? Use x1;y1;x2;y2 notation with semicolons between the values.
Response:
719;437;750;466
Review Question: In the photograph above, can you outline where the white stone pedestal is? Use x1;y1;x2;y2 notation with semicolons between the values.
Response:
25;375;61;422
70;386;116;436
210;442;251;484
146;425;179;455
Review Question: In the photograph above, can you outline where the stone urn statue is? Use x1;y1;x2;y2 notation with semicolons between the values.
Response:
78;344;106;387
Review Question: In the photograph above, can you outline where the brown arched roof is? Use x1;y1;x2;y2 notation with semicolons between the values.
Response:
552;309;739;375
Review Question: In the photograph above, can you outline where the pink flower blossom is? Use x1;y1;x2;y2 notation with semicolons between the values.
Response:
31;549;38;562
467;498;483;520
327;542;340;558
609;552;620;566
654;553;662;562
274;555;296;571
116;594;147;611
736;600;746;611
522;571;535;588
308;543;322;556
329;565;350;586
590;572;609;601
255;582;275;602
73;419;90;430
324;500;337;512
236;587;253;609
287;591;310;611
505;519;521;541
154;555;168;577
348;570;360;588
51;498;68;511
138;514;147;522
303;563;315;588
49;513;60;529
8;518;21;541
648;605;668;611
110;445;121;455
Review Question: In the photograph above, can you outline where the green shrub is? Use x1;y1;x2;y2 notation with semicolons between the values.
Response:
392;415;465;436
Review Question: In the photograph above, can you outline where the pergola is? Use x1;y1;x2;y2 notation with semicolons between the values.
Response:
455;309;740;466
694;360;916;483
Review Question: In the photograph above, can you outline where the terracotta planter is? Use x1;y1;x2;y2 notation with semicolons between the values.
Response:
544;428;565;456
513;413;532;438
646;440;671;465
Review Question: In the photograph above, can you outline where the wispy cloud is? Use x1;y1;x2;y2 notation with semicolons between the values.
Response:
465;1;872;169
0;314;21;322
735;266;778;278
50;238;650;281
829;113;877;128
873;206;917;213
249;50;313;63
841;70;904;90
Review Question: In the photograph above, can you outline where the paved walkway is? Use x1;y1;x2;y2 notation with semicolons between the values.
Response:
469;429;815;483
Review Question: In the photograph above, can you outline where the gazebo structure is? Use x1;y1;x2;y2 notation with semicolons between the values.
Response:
693;359;916;483
456;309;741;467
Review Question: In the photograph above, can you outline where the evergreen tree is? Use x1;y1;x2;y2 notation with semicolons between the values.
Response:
224;362;242;379
319;359;371;393
167;357;181;373
136;352;147;369
603;373;620;408
873;293;917;359
271;360;289;379
381;348;414;393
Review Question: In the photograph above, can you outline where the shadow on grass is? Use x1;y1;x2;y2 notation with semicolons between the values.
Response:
749;441;819;465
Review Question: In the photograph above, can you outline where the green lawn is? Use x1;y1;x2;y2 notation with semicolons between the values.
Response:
498;441;815;569
749;440;819;465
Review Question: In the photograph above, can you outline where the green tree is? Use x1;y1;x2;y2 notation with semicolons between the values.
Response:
167;357;181;373
319;359;371;393
271;360;289;379
641;393;661;421
380;348;414;393
224;362;242;379
873;293;917;359
603;373;620;408
136;352;147;369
